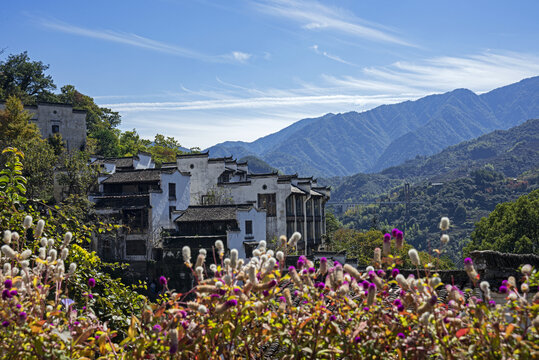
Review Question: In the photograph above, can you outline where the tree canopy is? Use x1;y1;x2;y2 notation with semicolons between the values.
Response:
464;188;539;255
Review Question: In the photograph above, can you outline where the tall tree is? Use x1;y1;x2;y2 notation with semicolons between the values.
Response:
0;52;57;103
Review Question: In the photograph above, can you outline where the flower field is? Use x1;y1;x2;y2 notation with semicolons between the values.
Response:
1;215;538;359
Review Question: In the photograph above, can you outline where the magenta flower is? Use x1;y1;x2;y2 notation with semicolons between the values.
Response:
397;332;405;339
4;279;12;289
315;282;325;289
391;268;400;277
210;294;221;299
489;300;496;307
262;290;270;297
392;228;399;238
377;270;385;277
393;299;402;306
383;233;391;243
329;315;336;321
2;289;11;300
153;324;162;332
159;276;167;286
88;278;96;288
499;285;508;294
268;279;277;287
464;258;473;266
279;296;286;303
288;266;296;272
354;336;361;343
9;290;17;297
226;299;238;307
320;257;327;263
363;307;370;312
397;305;405;312
2;321;9;327
19;312;27;320
396;231;403;241
308;267;316;274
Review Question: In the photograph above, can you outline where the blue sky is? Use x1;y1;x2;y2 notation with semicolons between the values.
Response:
2;0;539;148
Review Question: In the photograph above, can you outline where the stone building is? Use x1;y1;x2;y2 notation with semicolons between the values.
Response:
0;102;87;151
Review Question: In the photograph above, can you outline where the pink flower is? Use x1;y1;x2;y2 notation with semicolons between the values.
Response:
88;278;96;288
159;276;167;286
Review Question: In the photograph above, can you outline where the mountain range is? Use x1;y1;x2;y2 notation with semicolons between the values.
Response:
207;76;539;177
329;118;539;203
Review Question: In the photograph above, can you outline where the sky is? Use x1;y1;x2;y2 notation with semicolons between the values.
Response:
2;0;539;149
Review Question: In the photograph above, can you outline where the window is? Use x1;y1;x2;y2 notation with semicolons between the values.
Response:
295;196;303;216
169;183;176;200
123;209;148;233
286;196;294;216
258;193;276;217
126;240;146;256
218;173;230;183
245;220;253;235
306;199;313;216
52;125;60;133
169;206;176;219
286;220;295;239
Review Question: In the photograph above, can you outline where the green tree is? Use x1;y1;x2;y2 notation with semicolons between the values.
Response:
464;189;539;255
0;95;41;146
0;96;57;200
118;129;151;156
0;51;57;103
148;134;185;166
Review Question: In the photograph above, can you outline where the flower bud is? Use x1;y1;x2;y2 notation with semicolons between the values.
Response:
35;220;45;239
439;217;450;231
3;231;11;244
23;216;33;230
1;245;17;259
408;249;420;266
63;232;73;247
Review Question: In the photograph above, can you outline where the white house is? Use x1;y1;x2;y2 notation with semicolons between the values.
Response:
89;155;190;262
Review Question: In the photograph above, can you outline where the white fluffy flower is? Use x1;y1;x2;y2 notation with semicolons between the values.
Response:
35;220;45;239
23;215;33;230
439;217;450;231
182;246;191;264
3;230;11;244
408;249;420;266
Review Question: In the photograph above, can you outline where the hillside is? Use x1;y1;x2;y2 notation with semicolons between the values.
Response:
207;77;539;177
238;155;280;174
330;118;539;203
339;168;539;265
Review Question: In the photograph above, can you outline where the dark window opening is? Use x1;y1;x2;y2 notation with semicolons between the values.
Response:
123;209;148;233
126;240;146;256
169;206;176;219
245;220;253;235
295;196;304;216
52;125;60;133
218;173;230;183
169;183;176;199
286;196;294;216
190;164;194;169
286;220;295;239
258;193;276;217
306;199;313;216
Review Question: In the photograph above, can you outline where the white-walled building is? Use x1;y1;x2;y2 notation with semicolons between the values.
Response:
89;155;190;261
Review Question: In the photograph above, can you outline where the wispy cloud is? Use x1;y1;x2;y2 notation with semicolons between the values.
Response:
254;0;415;47
37;18;251;64
311;44;355;66
324;50;539;94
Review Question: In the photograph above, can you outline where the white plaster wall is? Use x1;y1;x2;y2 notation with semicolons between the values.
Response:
227;207;266;259
177;155;223;204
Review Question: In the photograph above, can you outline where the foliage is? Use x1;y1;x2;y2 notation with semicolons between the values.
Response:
339;167;539;265
0;95;41;147
0;51;57;103
464;189;539;255
324;210;343;245
0;147;147;341
328;228;453;269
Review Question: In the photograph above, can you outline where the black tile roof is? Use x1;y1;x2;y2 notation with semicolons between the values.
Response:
175;204;252;222
102;168;175;184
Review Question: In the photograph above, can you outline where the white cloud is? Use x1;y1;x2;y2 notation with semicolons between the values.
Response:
311;44;355;66
327;50;539;94
254;0;415;47
37;18;251;64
